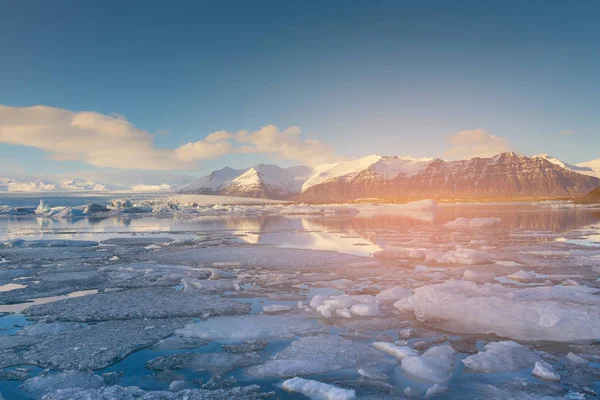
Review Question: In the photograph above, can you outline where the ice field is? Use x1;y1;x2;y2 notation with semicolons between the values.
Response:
1;194;600;399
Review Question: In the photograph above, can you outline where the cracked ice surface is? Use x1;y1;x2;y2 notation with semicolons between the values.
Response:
8;319;189;370
24;287;250;321
2;197;600;399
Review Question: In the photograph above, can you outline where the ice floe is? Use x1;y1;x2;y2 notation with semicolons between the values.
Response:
246;336;385;378
281;377;356;400
400;345;456;383
176;314;327;341
532;361;561;381
462;341;539;373
405;280;600;342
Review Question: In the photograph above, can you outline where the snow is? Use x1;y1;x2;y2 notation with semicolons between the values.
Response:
443;217;502;228
532;361;560;381
372;342;419;360
176;314;327;341
302;155;433;191
281;377;356;400
405;280;600;342
246;335;385;378
535;154;600;178
400;345;457;383
462;341;538;372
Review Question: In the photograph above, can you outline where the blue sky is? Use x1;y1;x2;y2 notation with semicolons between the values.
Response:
1;0;599;185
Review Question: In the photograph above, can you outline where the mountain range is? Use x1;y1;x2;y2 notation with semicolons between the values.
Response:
0;178;173;193
178;152;600;202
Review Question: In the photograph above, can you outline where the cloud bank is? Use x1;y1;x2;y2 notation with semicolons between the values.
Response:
445;128;511;159
0;105;335;170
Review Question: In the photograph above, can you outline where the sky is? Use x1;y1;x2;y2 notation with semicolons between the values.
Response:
1;0;599;187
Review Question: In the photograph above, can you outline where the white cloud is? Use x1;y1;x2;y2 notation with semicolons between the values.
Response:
0;105;337;170
233;125;336;165
445;128;512;159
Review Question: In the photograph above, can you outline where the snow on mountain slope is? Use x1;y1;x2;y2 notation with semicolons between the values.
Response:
301;155;434;191
178;164;314;199
0;178;58;192
178;152;600;201
534;154;600;178
576;158;600;178
178;167;245;194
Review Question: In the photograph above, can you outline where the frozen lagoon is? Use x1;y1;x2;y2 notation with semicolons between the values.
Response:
1;194;600;399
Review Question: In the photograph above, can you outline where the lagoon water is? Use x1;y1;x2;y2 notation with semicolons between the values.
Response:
1;194;599;399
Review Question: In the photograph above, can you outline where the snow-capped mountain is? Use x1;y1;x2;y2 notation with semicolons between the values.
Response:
534;154;600;179
178;164;313;199
180;153;600;201
0;177;109;192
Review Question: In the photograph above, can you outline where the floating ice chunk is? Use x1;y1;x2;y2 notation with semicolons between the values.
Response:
153;336;208;350
463;270;496;283
324;297;356;309
408;249;427;259
147;352;261;374
462;341;538;372
246;336;384;378
424;384;448;398
22;370;103;396
357;367;388;380
428;248;496;265
83;203;110;213
532;361;560;381
223;340;268;354
336;308;352;319
23;318;187;370
505;270;548;282
177;314;327;341
18;322;86;336
393;298;414;312
181;277;239;293
375;286;412;302
35;199;51;214
349;303;379;317
210;269;237;280
406;280;600;342
566;352;588;364
372;342;419;360
169;380;192;392
263;304;293;313
281;377;356;400
317;304;333;318
443;217;502;229
401;345;456;383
